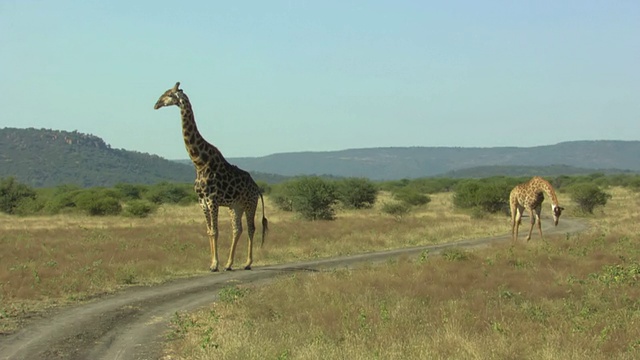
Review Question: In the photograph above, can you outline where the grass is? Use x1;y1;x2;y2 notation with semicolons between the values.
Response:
0;191;508;333
162;187;640;360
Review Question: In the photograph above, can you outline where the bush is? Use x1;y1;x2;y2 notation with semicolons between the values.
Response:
393;188;431;206
124;200;157;218
74;191;122;216
452;180;480;210
378;178;458;194
0;177;37;214
275;177;338;220
568;183;611;214
255;181;272;195
380;202;411;220
337;178;378;209
144;182;196;205
453;178;513;214
115;183;147;200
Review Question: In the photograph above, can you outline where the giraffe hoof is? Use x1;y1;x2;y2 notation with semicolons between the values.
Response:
244;265;252;271
224;267;234;272
210;267;219;273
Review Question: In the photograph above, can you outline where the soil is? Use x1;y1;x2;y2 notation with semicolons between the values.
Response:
0;218;586;360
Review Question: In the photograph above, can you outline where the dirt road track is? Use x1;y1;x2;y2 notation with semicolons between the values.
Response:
0;218;587;360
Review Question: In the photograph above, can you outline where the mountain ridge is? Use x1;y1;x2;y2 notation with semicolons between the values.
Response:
227;140;640;180
1;127;638;187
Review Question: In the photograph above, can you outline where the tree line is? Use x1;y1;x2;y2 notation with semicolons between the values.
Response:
2;173;637;220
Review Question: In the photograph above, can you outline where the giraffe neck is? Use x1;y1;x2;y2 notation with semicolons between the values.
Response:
532;177;560;208
177;94;223;169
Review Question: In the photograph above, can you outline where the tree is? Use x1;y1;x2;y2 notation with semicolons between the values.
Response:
0;177;36;214
568;183;611;214
337;178;378;209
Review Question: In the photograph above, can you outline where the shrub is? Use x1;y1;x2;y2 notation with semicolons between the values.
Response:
568;183;611;214
380;202;411;220
114;183;147;200
74;191;122;216
271;190;294;212
453;179;512;214
337;178;378;209
124;200;157;218
393;188;431;206
255;181;272;195
144;182;196;205
0;177;36;214
275;177;338;220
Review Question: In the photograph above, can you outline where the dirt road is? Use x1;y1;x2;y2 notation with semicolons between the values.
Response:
0;217;587;360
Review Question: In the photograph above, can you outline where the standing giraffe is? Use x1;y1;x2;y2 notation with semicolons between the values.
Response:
509;176;564;242
154;82;268;272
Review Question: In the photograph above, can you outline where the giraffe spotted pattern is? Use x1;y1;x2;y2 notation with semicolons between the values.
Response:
509;176;564;242
154;82;268;272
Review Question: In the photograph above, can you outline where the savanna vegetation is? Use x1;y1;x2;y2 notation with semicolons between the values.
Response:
1;173;639;358
163;185;640;360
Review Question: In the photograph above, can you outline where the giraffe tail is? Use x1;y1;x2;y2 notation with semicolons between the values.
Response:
260;193;268;247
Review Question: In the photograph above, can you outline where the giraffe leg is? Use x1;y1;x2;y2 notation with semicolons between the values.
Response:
526;209;536;241
513;206;523;241
208;203;220;272
244;205;257;270
510;201;516;241
225;207;243;271
199;198;218;272
535;207;543;240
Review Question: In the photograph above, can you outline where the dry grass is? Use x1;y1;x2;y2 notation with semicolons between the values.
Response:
163;187;640;360
0;191;507;333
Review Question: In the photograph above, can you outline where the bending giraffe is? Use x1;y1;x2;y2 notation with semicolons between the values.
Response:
154;82;268;272
509;176;564;242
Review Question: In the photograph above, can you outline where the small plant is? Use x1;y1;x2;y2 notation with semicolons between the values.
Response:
418;249;430;264
116;266;137;285
168;311;199;340
218;285;249;303
590;263;640;286
441;247;469;261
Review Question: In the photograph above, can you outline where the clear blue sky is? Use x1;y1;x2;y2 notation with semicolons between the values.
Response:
2;1;639;159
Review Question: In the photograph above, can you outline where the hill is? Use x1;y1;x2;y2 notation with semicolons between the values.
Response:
438;164;635;179
228;141;640;180
2;127;639;187
0;128;286;188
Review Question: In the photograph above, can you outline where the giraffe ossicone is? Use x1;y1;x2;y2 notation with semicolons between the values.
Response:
154;82;268;272
509;176;564;242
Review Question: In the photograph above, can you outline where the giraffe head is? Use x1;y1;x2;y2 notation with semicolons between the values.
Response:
154;82;183;110
552;204;564;226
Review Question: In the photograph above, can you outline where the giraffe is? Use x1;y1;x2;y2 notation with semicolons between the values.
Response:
509;176;564;242
154;82;268;272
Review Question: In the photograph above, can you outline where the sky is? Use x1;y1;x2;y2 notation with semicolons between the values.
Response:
1;1;639;159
